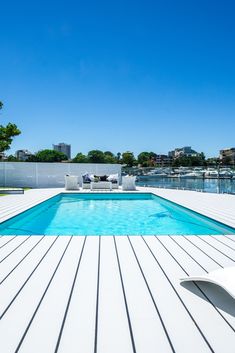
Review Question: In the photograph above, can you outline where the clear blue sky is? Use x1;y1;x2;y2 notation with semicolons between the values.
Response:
1;0;235;158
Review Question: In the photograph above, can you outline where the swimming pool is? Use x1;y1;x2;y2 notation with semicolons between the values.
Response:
1;193;234;236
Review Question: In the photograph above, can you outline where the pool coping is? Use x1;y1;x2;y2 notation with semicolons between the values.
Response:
0;189;234;236
0;187;235;227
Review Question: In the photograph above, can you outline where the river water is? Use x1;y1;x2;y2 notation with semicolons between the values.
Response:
136;176;235;194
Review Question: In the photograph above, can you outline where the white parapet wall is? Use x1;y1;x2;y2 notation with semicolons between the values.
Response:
0;162;122;188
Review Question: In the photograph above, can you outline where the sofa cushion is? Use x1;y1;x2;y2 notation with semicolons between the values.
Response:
82;173;91;182
107;173;118;182
100;175;108;181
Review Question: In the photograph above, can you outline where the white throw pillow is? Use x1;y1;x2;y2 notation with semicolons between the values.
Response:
107;173;118;182
89;174;95;181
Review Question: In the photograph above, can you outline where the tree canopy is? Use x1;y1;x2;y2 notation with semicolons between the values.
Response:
0;101;21;154
172;153;206;167
72;150;120;164
87;150;106;163
72;152;88;163
31;149;68;162
137;151;156;167
103;151;117;164
122;151;136;167
6;154;19;162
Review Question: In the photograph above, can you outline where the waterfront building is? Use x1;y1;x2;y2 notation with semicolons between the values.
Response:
168;146;199;159
53;143;71;159
155;154;172;166
220;147;235;165
15;149;33;161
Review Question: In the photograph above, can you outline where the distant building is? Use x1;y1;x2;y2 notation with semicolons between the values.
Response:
0;152;7;160
219;148;235;165
168;150;175;158
168;146;199;159
53;143;71;159
15;149;33;161
155;154;172;166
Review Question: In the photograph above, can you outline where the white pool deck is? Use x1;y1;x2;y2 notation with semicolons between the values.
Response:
0;187;235;353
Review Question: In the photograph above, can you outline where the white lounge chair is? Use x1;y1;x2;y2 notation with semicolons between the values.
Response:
180;266;235;299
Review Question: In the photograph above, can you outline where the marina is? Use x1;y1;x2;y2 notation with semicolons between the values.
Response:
137;176;235;194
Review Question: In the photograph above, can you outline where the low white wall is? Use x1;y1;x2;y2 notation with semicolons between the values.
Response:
0;162;122;188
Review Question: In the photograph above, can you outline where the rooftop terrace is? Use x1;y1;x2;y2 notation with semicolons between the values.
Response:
0;187;235;353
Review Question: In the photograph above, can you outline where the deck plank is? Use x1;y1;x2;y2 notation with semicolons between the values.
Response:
151;188;235;228
115;236;173;353
158;236;235;330
0;189;60;223
96;236;134;353
0;237;68;353
168;236;224;272
0;236;44;282
213;235;235;249
195;235;235;259
57;236;99;353
144;236;235;353
18;237;85;353
0;235;17;249
0;236;30;262
0;237;57;313
185;236;235;267
130;236;212;353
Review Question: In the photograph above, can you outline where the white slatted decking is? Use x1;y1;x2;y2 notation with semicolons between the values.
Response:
0;188;235;353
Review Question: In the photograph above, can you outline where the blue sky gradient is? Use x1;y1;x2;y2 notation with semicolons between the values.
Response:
0;0;235;157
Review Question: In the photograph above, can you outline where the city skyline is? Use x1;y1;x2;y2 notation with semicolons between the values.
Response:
12;144;234;160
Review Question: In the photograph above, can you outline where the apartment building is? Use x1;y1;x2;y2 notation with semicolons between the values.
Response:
53;143;71;159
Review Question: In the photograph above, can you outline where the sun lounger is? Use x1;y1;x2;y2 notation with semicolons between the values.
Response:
180;266;235;299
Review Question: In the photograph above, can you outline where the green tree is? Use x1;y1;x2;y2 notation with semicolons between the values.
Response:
137;152;150;166
200;152;205;161
173;156;193;167
122;151;136;167
87;150;105;163
27;154;38;162
149;152;157;166
172;154;206;167
33;149;68;162
116;152;121;162
7;155;20;162
206;157;218;166
137;151;156;167
104;151;117;163
72;152;88;163
0;101;21;155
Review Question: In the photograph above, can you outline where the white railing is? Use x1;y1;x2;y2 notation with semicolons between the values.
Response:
0;162;121;188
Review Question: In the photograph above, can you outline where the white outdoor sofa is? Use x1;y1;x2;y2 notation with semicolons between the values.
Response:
82;180;119;190
82;173;119;190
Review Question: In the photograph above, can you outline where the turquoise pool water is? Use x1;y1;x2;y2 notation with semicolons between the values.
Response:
0;193;234;235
